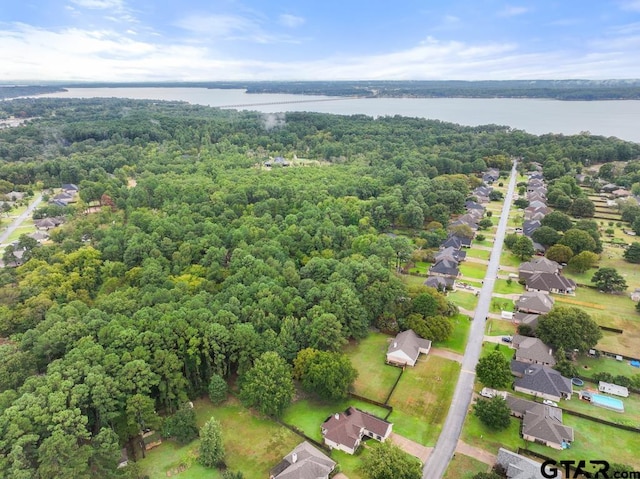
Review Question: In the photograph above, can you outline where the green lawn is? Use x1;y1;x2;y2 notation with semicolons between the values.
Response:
387;355;460;445
343;333;403;403
499;251;522;268
461;413;526;453
560;391;640;427
434;313;471;354
282;398;390;443
576;354;640;378
460;262;488;280
408;261;431;274
466;248;491;260
480;343;514;362
526;415;640;470
473;239;494;248
443;453;489;479
485;319;517;336
489;297;514;314
493;279;524;295
448;290;479;311
138;397;301;479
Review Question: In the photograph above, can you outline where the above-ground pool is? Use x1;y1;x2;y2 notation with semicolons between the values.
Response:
591;393;624;412
571;378;584;386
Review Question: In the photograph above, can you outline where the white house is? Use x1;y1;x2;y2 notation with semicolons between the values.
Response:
386;329;431;367
598;381;629;398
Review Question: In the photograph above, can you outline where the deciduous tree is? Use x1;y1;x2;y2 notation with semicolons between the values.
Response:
475;351;512;389
239;351;294;417
473;397;511;430
567;251;599;273
592;267;627;293
536;306;602;352
362;442;422;479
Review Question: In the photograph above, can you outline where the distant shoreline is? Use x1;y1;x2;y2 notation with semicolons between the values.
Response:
3;80;640;101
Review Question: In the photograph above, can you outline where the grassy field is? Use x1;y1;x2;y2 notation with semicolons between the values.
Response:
387;355;460;445
527;414;640;470
493;279;524;295
460;262;488;280
561;390;640;427
489;297;514;314
443;453;490;479
461;413;526;453
576;354;640;378
408;261;431;275
434;313;471;354
448;290;479;311
466;248;491;260
344;333;403;403
138;397;301;479
485;319;517;336
553;288;640;357
282;398;390;443
499;251;523;268
480;342;514;361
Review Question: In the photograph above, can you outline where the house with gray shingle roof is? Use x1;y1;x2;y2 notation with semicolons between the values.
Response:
424;275;454;291
321;407;392;455
496;448;548;479
386;329;431;367
513;336;556;367
270;441;336;479
434;246;466;263
513;312;540;329
514;363;572;402
522;403;574;450
518;257;561;280
429;258;460;278
522;220;541;237
516;292;554;314
525;273;576;295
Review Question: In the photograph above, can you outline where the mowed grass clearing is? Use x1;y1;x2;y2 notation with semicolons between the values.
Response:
443;453;490;479
466;248;491;260
485;318;517;336
387;355;460;445
139;396;301;479
343;332;402;403
460;262;488;280
434;313;471;354
448;290;479;311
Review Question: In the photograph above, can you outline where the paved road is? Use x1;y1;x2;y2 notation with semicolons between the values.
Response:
422;161;518;479
0;193;43;246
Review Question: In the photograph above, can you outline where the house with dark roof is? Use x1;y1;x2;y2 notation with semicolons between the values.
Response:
512;312;540;329
513;336;556;367
270;441;336;479
513;363;572;402
522;220;541;237
441;234;472;249
522;404;574;450
525;273;576;295
516;291;554;314
465;200;485;211
386;329;432;367
424;275;454;291
473;186;493;198
518;258;561;280
612;188;631;198
528;172;544;181
434;246;466;263
496;448;547;479
532;242;546;255
601;183;618;193
61;183;79;192
429;259;460;278
321;407;392;455
526;191;546;203
524;205;550;218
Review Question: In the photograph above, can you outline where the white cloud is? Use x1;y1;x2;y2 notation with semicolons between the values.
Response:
619;0;640;11
69;0;124;9
279;14;305;28
498;5;532;17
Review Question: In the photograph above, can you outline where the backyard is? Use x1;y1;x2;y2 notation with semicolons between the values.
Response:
387;355;461;445
443;453;489;479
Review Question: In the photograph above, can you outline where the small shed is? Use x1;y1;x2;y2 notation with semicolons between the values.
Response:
598;381;629;398
501;311;514;320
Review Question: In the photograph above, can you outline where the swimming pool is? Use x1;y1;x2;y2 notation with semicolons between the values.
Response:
591;393;624;412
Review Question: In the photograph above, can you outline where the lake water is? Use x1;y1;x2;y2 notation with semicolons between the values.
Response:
41;87;640;143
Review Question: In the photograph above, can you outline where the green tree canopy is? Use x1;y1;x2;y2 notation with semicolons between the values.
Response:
541;211;573;232
545;244;574;263
199;417;225;468
592;267;628;293
569;197;595;218
475;351;512;389
362;442;422;479
559;228;597;254
512;236;535;261
536;306;602;352
208;374;228;405
473;397;511;430
567;251;599;273
293;348;358;401
623;242;640;264
239;351;294;417
531;226;561;247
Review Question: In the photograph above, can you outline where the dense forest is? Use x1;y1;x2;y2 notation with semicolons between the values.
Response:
0;86;66;101
0;98;638;478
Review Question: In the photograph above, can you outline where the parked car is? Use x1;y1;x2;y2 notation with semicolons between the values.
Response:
543;399;558;407
501;336;512;343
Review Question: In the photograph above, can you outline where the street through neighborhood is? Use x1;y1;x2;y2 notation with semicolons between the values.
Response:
422;160;518;479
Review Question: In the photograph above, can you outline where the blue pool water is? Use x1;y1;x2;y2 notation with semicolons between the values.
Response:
591;394;624;412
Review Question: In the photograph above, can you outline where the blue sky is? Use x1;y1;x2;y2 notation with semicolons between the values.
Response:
1;0;640;81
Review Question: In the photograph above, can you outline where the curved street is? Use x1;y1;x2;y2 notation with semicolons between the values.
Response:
422;160;518;479
0;193;43;247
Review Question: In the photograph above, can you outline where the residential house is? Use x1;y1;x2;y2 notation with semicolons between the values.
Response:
518;257;561;280
386;329;432;367
505;395;539;418
601;183;618;193
513;363;572;402
496;448;548;479
512;312;540;329
522;220;541;237
27;231;49;242
532;242;546;255
434;246;467;263
449;214;478;231
269;441;336;479
321;407;392;455
516;292;555;314
524;205;550;217
61;183;79;193
513;336;556;367
525;211;545;222
473;186;493;198
527;200;547;209
528;172;544;181
522;403;574;450
525;273;576;295
441;234;472;249
424;275;454;291
612;188;631;198
465;200;485;211
429;259;460;278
